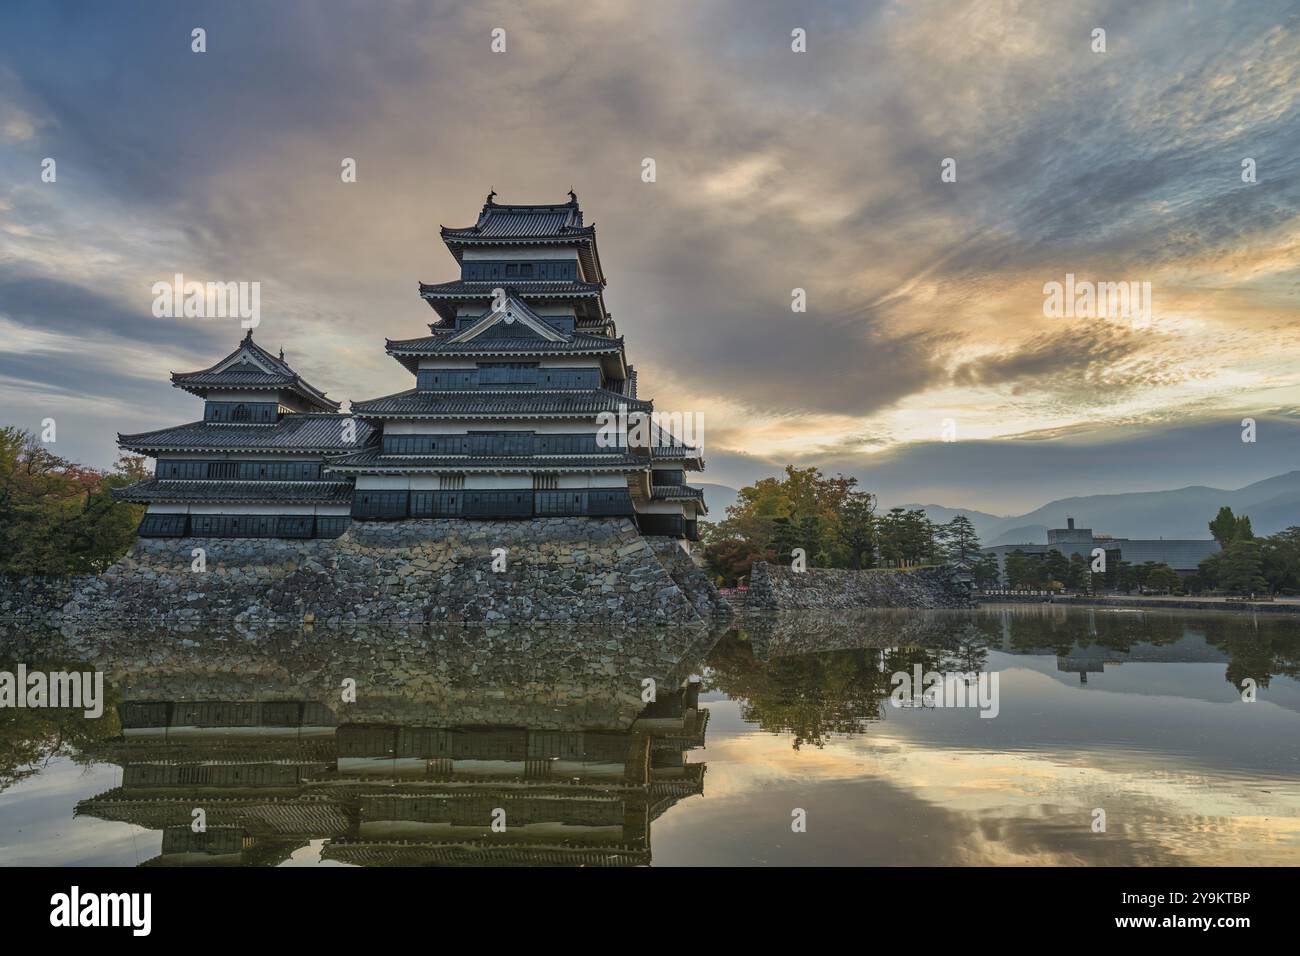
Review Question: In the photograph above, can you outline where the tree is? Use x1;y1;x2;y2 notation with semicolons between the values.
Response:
0;427;144;575
837;493;877;569
1209;506;1238;547
1066;552;1089;591
942;515;980;563
702;466;872;586
1004;549;1045;589
1209;506;1254;547
1141;563;1181;595
1220;538;1268;596
1041;550;1071;589
972;552;1000;588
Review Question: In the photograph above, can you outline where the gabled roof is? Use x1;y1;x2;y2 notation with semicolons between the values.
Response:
118;414;376;454
388;292;627;377
350;388;651;420
418;279;605;323
438;191;605;283
385;330;624;371
450;293;566;343
441;190;590;241
388;331;621;356
170;331;339;410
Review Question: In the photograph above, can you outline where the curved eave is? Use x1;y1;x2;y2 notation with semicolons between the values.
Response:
651;452;705;471
384;342;626;377
439;231;605;286
169;376;341;411
351;410;637;422
419;286;608;323
349;389;651;420
326;460;646;476
111;480;354;505
117;440;369;456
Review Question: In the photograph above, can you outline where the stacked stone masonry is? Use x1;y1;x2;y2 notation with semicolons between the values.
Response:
29;519;730;627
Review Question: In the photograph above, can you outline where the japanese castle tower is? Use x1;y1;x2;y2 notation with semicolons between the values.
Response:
116;192;706;540
115;332;368;538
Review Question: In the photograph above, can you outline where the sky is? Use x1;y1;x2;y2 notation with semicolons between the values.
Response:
1;0;1298;514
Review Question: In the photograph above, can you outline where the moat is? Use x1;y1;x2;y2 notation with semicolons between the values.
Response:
1;606;1297;866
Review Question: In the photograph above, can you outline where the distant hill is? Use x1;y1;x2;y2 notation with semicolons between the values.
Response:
699;483;739;519
987;524;1048;546
911;471;1300;543
897;504;1005;541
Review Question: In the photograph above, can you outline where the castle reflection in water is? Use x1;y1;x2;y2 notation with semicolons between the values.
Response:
67;627;717;867
4;606;1299;867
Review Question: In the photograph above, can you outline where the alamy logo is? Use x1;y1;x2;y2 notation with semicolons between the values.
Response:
152;272;260;328
890;664;1000;718
0;665;104;718
596;405;704;451
1042;273;1151;327
50;886;151;936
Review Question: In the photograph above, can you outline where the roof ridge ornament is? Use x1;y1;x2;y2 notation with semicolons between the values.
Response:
486;188;497;206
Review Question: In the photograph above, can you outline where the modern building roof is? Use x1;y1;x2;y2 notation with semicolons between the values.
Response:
325;449;648;474
1109;539;1221;570
112;480;354;505
118;414;375;454
982;538;1220;571
350;388;651;420
437;191;605;284
170;331;340;410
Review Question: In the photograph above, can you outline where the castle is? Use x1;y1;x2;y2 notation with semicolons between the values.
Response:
115;192;707;542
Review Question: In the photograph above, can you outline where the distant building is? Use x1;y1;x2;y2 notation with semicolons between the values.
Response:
983;516;1220;585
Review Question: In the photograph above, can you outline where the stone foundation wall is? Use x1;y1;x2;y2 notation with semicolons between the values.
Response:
0;575;89;621
23;518;728;627
747;562;974;610
646;538;733;620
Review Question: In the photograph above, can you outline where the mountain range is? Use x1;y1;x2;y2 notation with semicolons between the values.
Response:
699;472;1300;545
904;471;1300;544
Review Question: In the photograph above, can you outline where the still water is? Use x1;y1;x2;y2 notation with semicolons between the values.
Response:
1;606;1297;866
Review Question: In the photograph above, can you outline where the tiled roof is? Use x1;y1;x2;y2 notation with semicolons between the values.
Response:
651;485;706;500
118;414;375;453
387;331;622;356
113;480;354;504
350;388;651;418
326;449;647;473
419;279;602;298
650;446;704;464
171;331;339;410
441;196;590;241
437;193;605;285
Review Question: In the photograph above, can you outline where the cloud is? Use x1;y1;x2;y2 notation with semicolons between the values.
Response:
0;0;1297;510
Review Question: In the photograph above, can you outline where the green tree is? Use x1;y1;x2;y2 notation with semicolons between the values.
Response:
1004;549;1045;589
1220;538;1268;596
1041;550;1071;589
972;552;1000;587
1209;506;1239;547
942;515;980;563
0;427;144;575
